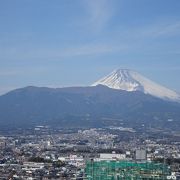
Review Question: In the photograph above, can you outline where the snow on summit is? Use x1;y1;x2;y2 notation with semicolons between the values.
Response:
92;69;180;102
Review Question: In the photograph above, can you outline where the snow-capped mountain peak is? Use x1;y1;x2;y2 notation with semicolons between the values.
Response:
92;69;180;102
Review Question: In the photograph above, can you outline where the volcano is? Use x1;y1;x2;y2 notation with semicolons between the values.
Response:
92;69;180;102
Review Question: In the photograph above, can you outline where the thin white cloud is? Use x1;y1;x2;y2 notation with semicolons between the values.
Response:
133;20;180;40
105;20;180;55
112;20;180;43
141;21;180;38
1;18;179;61
158;22;180;36
0;67;48;77
0;43;126;60
0;70;20;76
59;43;125;57
83;0;114;32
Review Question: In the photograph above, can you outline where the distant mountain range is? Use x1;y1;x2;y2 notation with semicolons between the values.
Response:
0;69;180;130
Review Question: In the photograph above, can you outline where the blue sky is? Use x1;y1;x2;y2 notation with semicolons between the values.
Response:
0;0;180;95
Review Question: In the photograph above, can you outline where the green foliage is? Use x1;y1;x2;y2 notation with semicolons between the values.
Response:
85;160;171;179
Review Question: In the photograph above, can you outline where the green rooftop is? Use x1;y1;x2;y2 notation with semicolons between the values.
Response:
85;160;171;180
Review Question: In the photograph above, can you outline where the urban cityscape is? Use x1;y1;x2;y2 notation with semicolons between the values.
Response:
0;125;179;179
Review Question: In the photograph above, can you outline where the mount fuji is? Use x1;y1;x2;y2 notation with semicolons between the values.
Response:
0;69;180;129
92;69;180;102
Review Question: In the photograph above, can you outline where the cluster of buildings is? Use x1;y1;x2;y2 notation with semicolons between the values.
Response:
0;126;179;179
